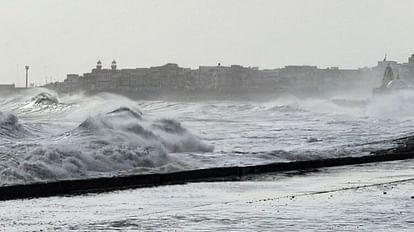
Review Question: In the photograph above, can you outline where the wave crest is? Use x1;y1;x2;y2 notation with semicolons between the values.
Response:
76;107;213;153
31;92;59;105
0;106;213;185
0;111;29;138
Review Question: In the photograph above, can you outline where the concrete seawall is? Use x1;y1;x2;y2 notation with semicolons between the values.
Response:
1;144;413;201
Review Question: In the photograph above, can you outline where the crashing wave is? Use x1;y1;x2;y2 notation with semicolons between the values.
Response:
0;107;213;185
109;106;142;119
0;111;30;138
31;92;59;105
0;143;175;185
150;119;213;153
77;107;213;153
77;107;143;132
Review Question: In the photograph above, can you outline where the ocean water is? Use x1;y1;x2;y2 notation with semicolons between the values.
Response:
1;88;414;186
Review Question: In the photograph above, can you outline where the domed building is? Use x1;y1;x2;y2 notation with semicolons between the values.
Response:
381;65;394;88
111;60;117;71
386;74;408;89
96;60;102;70
373;65;411;95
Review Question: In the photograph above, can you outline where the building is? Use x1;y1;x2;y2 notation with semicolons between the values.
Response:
197;65;231;92
44;55;414;98
409;54;414;65
0;84;15;91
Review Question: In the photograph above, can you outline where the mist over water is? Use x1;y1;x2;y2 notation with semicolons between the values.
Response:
1;88;414;186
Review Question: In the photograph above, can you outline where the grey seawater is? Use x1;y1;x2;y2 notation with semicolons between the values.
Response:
1;88;414;185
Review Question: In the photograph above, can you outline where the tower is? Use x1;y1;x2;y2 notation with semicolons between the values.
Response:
25;65;29;88
111;60;117;71
96;60;102;70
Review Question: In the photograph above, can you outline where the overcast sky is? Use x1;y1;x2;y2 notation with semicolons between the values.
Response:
1;0;413;86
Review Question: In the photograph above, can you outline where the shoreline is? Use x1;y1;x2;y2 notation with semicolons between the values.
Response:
1;137;413;201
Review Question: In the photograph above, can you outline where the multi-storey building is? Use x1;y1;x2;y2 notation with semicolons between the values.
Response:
45;55;414;98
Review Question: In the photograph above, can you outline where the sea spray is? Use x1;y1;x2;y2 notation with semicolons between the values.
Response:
0;106;213;185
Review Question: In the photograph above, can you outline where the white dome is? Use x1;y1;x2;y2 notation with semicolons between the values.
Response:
386;78;408;89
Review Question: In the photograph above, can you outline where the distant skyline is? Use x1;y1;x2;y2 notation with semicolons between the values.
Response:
1;0;413;86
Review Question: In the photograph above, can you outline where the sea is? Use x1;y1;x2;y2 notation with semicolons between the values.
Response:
1;88;414;186
2;88;414;231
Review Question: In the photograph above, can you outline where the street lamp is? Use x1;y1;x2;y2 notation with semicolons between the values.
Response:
25;65;29;88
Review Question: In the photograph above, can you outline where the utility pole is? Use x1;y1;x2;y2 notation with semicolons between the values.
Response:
25;65;29;88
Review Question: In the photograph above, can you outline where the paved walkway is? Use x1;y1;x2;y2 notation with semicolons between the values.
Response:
1;160;413;231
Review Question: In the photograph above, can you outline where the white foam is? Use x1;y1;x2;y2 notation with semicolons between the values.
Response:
0;104;213;185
